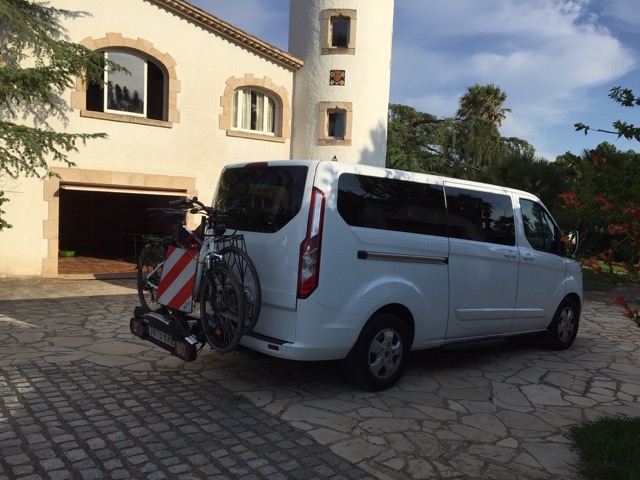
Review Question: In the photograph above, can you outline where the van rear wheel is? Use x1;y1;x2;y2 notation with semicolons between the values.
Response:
346;313;410;391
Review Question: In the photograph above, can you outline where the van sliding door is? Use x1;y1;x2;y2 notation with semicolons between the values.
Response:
444;185;518;340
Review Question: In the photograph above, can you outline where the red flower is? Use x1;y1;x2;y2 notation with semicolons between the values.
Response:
609;224;634;236
581;256;601;272
623;207;640;224
612;295;640;326
595;194;614;212
559;191;583;209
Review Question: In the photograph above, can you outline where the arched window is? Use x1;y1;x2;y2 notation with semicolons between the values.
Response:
86;50;166;121
232;88;278;135
220;75;290;141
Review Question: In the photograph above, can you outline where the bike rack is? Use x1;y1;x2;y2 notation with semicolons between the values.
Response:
130;311;199;362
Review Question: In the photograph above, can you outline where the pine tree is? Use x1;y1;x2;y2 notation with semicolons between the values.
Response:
0;0;123;230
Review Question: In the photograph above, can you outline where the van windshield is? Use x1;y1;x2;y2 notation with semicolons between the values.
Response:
215;165;308;233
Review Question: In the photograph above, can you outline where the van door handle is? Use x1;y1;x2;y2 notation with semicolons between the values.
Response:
503;252;517;259
523;253;534;262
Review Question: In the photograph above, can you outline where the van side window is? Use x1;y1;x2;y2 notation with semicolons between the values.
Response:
520;199;561;253
446;187;515;246
338;174;447;236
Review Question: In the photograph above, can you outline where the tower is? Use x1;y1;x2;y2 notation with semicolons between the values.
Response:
289;0;394;166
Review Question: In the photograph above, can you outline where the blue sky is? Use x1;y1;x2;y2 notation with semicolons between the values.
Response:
191;0;640;161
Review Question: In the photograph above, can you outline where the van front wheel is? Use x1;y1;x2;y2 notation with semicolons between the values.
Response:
546;297;580;350
346;313;410;391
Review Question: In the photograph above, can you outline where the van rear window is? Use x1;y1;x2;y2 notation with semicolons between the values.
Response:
215;165;308;233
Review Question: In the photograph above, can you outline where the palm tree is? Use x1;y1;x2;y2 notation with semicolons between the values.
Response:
457;83;512;126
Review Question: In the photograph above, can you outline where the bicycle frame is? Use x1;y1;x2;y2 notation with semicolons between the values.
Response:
145;261;164;292
191;228;223;302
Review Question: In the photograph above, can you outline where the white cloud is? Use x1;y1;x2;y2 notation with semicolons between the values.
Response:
390;0;637;158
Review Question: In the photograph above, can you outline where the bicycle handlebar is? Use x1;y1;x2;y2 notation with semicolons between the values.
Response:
146;208;187;223
166;196;220;216
147;197;242;225
168;197;194;208
145;199;247;243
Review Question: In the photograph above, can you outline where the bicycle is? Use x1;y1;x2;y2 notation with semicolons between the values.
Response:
137;208;202;312
134;197;260;354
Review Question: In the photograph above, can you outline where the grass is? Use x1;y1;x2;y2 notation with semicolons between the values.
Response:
570;416;640;480
582;266;633;292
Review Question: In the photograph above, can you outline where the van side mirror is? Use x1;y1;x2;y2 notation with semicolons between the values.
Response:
563;230;579;258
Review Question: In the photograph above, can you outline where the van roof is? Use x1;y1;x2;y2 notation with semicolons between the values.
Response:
223;160;541;201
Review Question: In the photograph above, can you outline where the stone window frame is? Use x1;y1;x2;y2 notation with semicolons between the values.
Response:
321;9;357;56
71;33;180;127
220;75;291;143
318;101;353;146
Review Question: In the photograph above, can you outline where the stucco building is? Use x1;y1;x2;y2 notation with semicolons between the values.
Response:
0;0;394;277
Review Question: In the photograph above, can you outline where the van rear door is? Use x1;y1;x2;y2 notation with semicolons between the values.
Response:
215;161;315;340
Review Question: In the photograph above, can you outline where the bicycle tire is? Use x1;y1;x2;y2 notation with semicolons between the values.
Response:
199;264;245;354
219;245;262;333
137;242;166;312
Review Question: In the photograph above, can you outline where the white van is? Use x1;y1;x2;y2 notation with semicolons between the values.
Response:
214;160;583;390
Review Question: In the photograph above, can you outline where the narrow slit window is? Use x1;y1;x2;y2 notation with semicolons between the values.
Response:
322;9;357;55
318;101;352;146
328;110;346;139
331;17;349;48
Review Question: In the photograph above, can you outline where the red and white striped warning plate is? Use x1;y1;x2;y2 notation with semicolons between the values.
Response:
157;246;198;312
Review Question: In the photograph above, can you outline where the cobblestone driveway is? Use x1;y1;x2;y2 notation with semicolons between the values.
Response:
1;278;639;479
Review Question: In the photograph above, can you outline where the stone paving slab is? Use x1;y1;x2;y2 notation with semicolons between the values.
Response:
1;277;640;479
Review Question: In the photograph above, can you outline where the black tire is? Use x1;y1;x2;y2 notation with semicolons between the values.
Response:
137;243;166;312
546;297;580;350
345;312;410;391
220;246;262;333
199;264;245;354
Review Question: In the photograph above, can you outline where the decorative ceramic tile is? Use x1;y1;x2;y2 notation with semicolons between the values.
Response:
330;70;346;86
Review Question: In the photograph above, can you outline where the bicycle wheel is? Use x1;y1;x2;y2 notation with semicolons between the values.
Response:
137;243;166;312
199;264;245;354
220;245;262;333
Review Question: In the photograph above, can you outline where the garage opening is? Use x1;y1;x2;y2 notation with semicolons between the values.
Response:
58;185;185;275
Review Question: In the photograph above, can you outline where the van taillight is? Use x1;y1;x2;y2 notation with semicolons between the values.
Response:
298;187;325;299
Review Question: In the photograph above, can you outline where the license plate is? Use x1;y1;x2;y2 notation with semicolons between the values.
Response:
148;325;174;347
